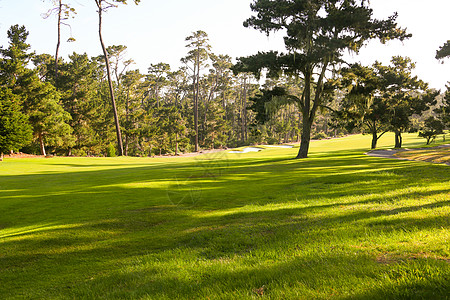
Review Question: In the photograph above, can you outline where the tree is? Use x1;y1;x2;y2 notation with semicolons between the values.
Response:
0;25;35;91
106;45;134;83
0;87;33;159
335;58;437;149
182;30;211;152
94;0;140;156
23;82;73;156
56;52;105;155
146;62;170;108
419;117;444;145
0;25;73;156
234;0;410;158
121;69;144;156
436;85;450;128
333;63;390;149
42;0;76;79
376;57;436;148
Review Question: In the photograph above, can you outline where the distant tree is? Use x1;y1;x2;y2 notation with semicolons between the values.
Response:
234;0;410;158
0;87;33;159
419;117;444;145
436;40;450;60
333;63;390;149
56;53;105;155
335;58;437;149
106;45;134;83
32;53;55;82
155;106;188;155
146;62;170;108
166;67;189;107
94;0;140;156
0;25;35;91
121;69;144;156
182;30;211;152
42;0;76;79
434;84;450;129
376;57;437;148
24;82;74;155
0;25;74;155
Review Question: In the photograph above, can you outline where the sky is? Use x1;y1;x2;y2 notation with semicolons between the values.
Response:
0;0;449;90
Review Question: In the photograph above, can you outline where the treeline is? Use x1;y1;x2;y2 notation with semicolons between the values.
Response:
1;22;449;158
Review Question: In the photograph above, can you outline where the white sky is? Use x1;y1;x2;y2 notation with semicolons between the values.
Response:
0;0;449;90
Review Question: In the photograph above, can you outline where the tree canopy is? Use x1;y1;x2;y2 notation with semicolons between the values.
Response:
234;0;411;158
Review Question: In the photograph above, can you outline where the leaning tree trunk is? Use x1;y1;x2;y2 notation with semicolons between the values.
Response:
97;4;124;156
296;62;327;159
55;0;62;80
38;132;46;156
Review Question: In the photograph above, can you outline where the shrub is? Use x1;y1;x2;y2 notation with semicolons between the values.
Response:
106;143;117;157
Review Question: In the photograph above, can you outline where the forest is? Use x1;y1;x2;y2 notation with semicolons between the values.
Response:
0;0;449;160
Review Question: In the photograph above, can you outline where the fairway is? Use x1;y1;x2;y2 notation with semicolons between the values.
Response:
1;133;449;299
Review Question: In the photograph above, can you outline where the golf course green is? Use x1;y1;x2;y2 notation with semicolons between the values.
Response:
0;133;449;299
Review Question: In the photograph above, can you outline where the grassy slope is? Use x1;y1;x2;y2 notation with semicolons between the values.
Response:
0;133;449;299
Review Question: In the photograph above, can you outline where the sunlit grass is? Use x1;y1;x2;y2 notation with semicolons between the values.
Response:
0;133;449;299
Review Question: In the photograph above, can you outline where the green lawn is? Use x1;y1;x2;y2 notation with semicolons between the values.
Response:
0;133;449;299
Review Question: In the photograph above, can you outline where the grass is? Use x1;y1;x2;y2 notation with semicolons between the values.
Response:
0;133;449;299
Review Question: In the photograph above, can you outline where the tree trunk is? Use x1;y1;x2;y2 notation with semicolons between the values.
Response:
0;152;3;162
394;131;402;148
296;117;312;158
193;55;199;152
124;88;130;156
243;77;248;142
38;132;46;156
55;0;62;80
296;70;312;159
371;131;378;149
175;132;179;156
97;3;124;156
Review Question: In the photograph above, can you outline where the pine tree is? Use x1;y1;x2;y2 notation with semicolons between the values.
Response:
0;87;33;159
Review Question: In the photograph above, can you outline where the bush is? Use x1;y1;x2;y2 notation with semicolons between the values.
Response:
266;137;279;145
312;131;328;140
106;143;116;157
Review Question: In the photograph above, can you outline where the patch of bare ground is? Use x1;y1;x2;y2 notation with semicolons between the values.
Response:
2;153;43;159
376;253;450;265
367;144;450;165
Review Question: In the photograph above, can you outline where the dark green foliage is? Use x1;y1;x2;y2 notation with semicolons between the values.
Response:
0;25;35;92
106;142;116;157
0;87;32;153
436;40;450;60
235;0;410;158
418;117;444;145
376;57;436;148
248;87;289;124
434;84;450;128
334;57;437;149
0;25;74;155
